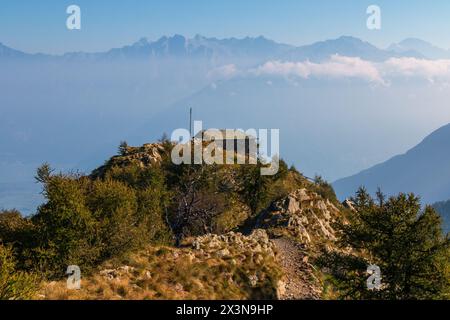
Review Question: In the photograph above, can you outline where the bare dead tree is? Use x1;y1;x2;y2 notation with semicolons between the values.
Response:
166;164;224;246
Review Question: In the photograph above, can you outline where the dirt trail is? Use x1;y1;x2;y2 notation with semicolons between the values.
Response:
272;237;321;300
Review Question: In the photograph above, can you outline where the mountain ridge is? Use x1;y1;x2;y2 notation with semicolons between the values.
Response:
387;38;450;59
333;122;450;206
1;35;447;62
0;34;293;62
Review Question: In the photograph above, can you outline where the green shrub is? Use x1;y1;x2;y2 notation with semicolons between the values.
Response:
236;159;289;216
0;210;39;271
0;210;36;249
32;174;100;277
0;245;39;300
137;188;174;245
87;178;140;259
26;164;175;277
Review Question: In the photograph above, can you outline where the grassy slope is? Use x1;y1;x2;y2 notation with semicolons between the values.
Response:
39;231;282;300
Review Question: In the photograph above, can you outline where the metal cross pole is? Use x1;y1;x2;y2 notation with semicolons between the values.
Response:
189;107;192;138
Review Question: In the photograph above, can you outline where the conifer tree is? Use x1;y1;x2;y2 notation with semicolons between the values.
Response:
321;187;450;299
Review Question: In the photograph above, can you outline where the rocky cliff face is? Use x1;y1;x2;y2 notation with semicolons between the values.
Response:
255;188;342;250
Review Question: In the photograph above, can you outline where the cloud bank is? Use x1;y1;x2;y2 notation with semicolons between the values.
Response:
209;56;450;85
207;64;239;80
253;55;385;84
383;57;450;82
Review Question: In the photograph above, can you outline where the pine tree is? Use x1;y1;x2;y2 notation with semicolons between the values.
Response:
118;141;129;156
321;187;450;299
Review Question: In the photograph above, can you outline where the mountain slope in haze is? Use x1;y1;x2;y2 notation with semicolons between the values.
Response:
282;36;422;62
333;123;450;205
388;38;450;59
432;200;450;233
0;42;28;58
0;42;54;61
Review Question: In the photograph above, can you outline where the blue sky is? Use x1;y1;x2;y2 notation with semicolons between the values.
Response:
1;0;450;54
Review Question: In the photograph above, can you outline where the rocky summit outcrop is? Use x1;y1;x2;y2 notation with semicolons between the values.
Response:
255;188;341;249
91;143;167;178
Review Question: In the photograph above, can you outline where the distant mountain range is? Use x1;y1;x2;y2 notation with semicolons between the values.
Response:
333;122;450;205
1;34;447;63
0;35;292;65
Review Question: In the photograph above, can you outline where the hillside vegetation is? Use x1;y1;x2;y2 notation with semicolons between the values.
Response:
0;140;448;300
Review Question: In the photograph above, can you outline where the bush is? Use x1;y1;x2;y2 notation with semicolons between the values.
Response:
0;245;39;300
32;174;100;277
137;188;174;245
24;163;175;277
0;209;38;271
236;159;290;215
103;164;174;245
0;209;36;249
87;178;140;259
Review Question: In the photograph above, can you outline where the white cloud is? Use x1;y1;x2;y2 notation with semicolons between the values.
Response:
382;57;450;82
207;64;239;80
209;56;450;86
220;55;450;85
252;55;385;84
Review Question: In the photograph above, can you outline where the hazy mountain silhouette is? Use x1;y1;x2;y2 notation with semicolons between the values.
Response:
0;35;437;63
0;35;293;65
282;36;422;62
334;123;450;204
388;38;450;59
0;42;50;60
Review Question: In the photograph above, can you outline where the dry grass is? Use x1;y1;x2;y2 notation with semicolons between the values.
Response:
39;239;282;300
